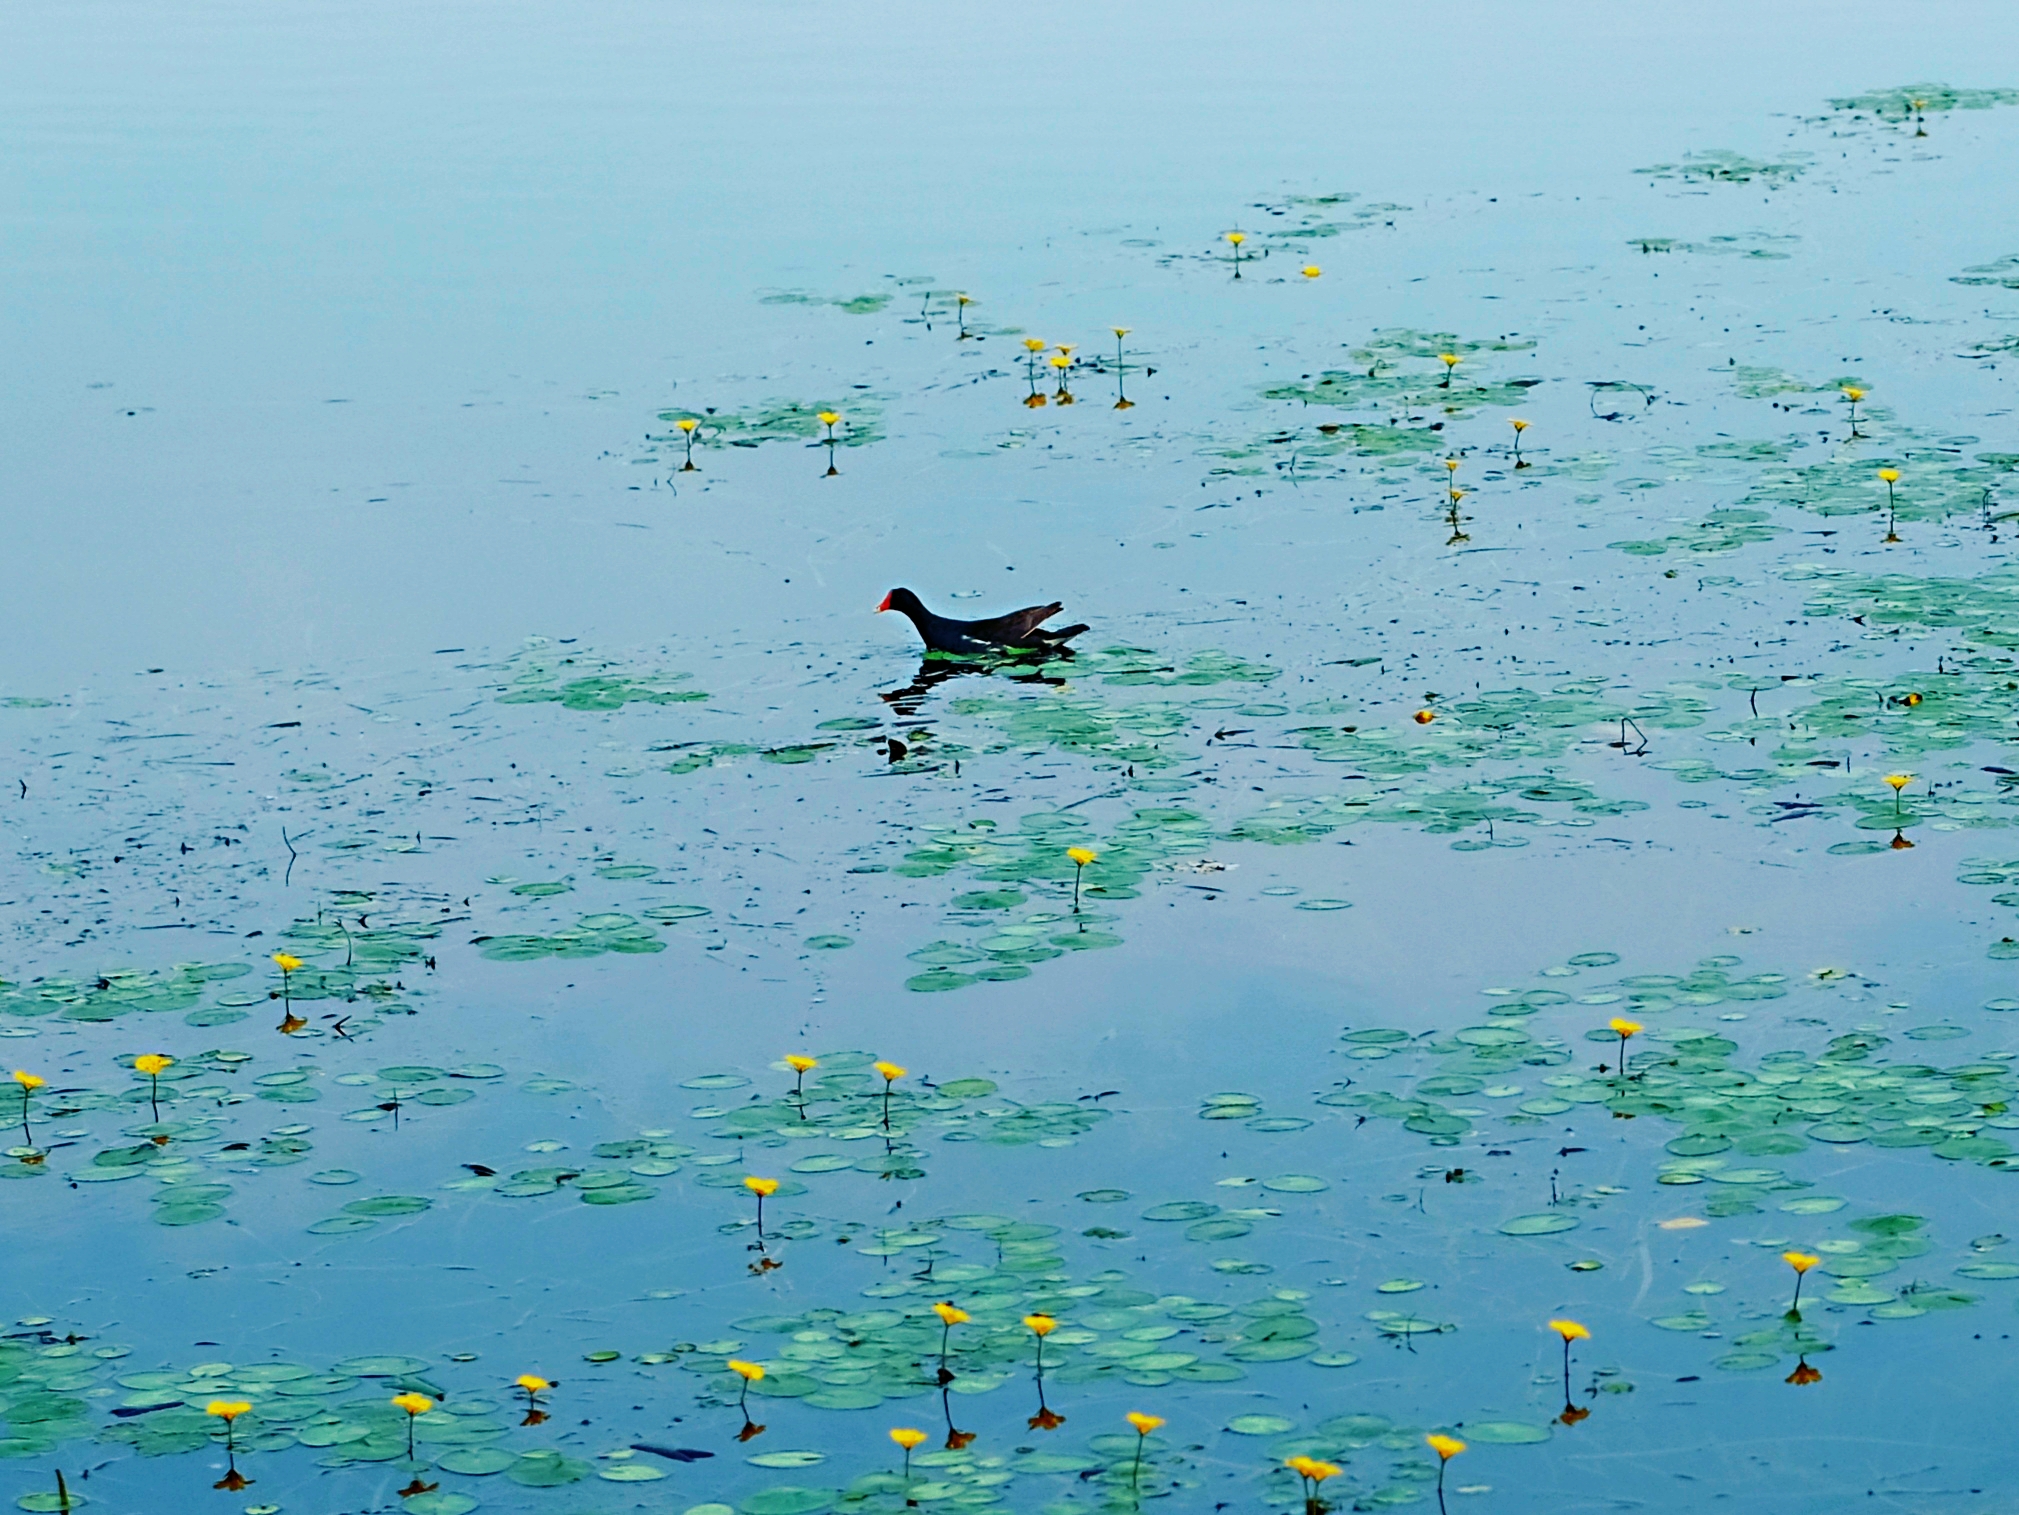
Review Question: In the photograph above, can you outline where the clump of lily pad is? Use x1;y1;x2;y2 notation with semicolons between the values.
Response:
497;637;708;711
1635;150;1808;186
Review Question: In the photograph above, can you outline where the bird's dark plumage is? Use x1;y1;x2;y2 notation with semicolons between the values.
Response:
877;588;1087;656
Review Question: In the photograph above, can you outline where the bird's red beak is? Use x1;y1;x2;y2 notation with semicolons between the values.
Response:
876;592;891;613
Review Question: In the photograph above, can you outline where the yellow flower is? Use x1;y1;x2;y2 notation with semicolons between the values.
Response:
743;1176;780;1197
1426;1433;1465;1460
1843;386;1865;402
728;1360;765;1382
515;1374;552;1393
785;1054;818;1073
1302;265;1321;278
1784;1251;1819;1274
1306;1461;1341;1482
12;1071;44;1091
873;1061;906;1083
272;953;303;973
1226;232;1246;246
1286;1455;1318;1477
1023;1313;1057;1336
956;294;972;305
1511;418;1530;432
890;1427;928;1450
391;1392;432;1416
1439;353;1460;369
1126;1412;1164;1435
1884;773;1912;792
1609;1017;1643;1038
1067;847;1097;867
1449;488;1467;503
1024;337;1047;352
1413;709;1435;724
817;411;841;426
1113;327;1131;338
134;1054;173;1076
1055;344;1075;356
1445;457;1460;473
932;1302;970;1326
206;1400;251;1420
676;418;699;433
1050;354;1071;370
1550;1319;1591;1342
1878;468;1900;483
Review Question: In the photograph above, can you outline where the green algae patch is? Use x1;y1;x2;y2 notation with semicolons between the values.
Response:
1610;509;1784;557
1635;150;1808;186
496;638;707;710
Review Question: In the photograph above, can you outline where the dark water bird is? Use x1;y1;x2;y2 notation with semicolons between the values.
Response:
877;588;1087;655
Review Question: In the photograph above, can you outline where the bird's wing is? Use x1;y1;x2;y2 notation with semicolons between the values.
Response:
967;602;1063;643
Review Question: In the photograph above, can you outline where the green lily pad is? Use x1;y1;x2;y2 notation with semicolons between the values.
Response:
1226;1414;1297;1435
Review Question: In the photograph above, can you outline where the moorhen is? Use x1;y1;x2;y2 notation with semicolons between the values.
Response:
877;588;1088;656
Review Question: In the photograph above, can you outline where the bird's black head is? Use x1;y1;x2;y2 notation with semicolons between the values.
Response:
877;587;926;618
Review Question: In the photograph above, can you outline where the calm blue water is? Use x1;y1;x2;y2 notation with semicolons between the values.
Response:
4;5;2019;1514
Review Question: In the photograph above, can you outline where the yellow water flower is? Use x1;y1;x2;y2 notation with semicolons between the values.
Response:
743;1175;779;1197
1050;354;1071;370
12;1072;44;1091
1056;343;1076;356
890;1427;927;1449
785;1054;818;1073
1884;772;1913;817
134;1054;173;1076
1126;1412;1164;1434
818;411;841;427
1113;327;1131;338
271;953;302;973
1609;1017;1643;1076
1306;1461;1340;1482
206;1400;251;1420
1785;1250;1820;1312
1878;467;1900;484
1226;232;1246;246
1302;265;1321;278
1511;418;1530;432
874;1061;905;1083
676;418;698;433
1550;1319;1591;1342
1439;353;1460;369
728;1360;765;1382
392;1393;432;1415
1067;847;1097;867
515;1374;552;1393
933;1302;970;1326
1414;709;1435;724
1024;1313;1056;1336
1446;457;1460;473
1426;1433;1465;1459
1843;386;1865;402
1024;337;1047;352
